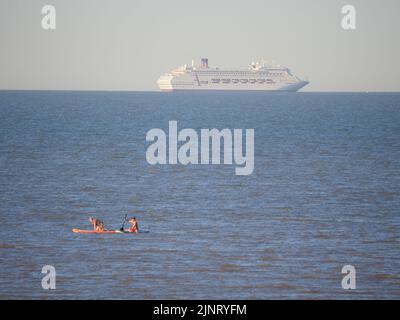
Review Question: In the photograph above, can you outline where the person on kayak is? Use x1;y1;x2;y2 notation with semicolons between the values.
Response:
128;217;139;233
89;217;105;232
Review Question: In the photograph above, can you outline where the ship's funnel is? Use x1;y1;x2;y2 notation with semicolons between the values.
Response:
201;58;209;68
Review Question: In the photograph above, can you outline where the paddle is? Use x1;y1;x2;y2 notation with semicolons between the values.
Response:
119;214;128;232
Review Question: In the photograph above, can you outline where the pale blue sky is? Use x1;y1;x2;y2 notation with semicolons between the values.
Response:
0;0;399;91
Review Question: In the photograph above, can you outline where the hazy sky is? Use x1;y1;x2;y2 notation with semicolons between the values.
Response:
0;0;399;91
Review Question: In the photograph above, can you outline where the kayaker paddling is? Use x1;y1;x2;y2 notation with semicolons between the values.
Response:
128;217;139;233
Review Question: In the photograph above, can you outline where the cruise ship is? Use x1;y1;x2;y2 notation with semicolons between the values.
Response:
157;58;309;92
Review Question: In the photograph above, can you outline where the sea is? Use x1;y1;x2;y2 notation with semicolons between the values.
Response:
0;91;399;299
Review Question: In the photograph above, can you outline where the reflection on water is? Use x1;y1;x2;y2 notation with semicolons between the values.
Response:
0;91;399;299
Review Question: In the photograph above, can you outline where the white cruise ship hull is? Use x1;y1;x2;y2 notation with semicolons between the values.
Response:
158;77;308;92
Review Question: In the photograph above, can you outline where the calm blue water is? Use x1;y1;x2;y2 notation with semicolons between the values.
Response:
0;91;399;299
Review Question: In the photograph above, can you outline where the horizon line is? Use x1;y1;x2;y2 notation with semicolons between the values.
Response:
1;89;400;94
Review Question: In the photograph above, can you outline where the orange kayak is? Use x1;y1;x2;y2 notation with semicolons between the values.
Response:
72;228;149;234
72;228;128;234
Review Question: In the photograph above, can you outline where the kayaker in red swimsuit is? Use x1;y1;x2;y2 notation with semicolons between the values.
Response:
89;217;105;232
128;217;139;233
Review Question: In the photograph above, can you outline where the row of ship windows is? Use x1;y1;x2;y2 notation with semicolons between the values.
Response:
196;72;285;77
205;79;276;84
